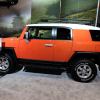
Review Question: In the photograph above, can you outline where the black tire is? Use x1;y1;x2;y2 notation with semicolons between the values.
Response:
0;53;14;74
70;59;97;83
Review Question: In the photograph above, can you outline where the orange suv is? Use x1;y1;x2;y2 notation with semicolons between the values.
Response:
0;23;100;82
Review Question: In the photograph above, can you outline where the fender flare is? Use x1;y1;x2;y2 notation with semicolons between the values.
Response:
69;52;100;69
1;47;17;63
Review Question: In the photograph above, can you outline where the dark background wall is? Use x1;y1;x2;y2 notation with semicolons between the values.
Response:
61;0;97;24
31;0;98;25
31;0;60;23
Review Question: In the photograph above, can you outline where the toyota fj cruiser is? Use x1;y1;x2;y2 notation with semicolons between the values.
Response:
0;23;100;82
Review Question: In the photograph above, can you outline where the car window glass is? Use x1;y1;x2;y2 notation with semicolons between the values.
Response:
57;28;71;40
90;30;100;41
28;27;52;39
27;27;36;39
37;28;52;39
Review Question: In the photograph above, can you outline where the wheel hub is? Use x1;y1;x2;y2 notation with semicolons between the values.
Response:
0;56;9;71
76;63;92;79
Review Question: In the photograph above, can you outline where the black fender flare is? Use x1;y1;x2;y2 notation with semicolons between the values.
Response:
69;52;100;70
1;47;17;64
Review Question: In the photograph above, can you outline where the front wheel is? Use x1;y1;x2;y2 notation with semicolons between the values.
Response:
70;59;97;82
0;53;14;74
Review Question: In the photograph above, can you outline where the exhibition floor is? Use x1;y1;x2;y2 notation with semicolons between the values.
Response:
0;68;99;100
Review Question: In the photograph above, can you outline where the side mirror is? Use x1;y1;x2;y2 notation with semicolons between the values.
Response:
24;32;29;40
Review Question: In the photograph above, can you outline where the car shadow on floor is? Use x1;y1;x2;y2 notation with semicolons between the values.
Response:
0;65;24;78
0;73;6;78
0;65;65;78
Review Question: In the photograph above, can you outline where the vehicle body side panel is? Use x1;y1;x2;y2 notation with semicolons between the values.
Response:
1;28;98;63
53;40;73;62
18;39;54;61
2;37;20;58
94;42;100;52
72;29;95;52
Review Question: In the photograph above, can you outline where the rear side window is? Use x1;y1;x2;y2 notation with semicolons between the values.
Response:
57;28;71;40
90;30;100;41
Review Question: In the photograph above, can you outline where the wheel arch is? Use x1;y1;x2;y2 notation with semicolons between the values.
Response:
1;47;17;64
68;52;100;70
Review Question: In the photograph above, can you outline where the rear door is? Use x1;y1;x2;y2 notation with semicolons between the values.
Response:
53;27;73;62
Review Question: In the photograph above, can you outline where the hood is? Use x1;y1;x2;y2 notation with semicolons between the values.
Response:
2;37;19;48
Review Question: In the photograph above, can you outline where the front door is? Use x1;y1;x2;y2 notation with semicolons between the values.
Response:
19;27;55;61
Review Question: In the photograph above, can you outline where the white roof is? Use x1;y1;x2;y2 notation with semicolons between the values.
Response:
26;23;100;30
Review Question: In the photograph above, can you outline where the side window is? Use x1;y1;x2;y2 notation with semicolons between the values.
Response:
27;27;52;39
37;28;52;39
90;30;100;41
57;28;71;40
27;27;36;39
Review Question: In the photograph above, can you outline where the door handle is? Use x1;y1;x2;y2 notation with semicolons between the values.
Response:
44;44;54;47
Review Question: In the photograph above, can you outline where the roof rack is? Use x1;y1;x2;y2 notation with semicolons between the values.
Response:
40;18;95;26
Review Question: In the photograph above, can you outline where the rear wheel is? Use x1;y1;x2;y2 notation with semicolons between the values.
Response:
70;59;97;82
0;53;14;74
